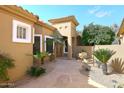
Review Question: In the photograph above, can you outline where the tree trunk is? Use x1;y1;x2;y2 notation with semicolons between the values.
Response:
102;63;108;75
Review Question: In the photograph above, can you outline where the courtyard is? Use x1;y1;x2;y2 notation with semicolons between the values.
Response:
16;58;95;88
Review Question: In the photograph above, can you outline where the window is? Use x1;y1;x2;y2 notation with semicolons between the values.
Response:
12;20;32;43
17;26;26;39
45;36;54;53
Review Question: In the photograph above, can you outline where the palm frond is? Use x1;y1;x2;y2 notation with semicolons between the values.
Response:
93;48;116;63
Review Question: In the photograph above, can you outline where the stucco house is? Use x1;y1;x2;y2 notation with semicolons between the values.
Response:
117;18;124;44
0;5;38;81
49;16;79;59
0;5;80;81
0;5;58;81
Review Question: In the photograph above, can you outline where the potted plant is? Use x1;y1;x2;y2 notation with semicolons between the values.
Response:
34;51;48;65
93;48;115;75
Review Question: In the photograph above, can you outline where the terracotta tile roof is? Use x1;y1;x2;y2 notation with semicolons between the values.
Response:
37;20;57;31
15;5;39;19
14;6;55;31
0;5;38;22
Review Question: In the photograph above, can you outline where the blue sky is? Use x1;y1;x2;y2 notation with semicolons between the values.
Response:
22;5;124;31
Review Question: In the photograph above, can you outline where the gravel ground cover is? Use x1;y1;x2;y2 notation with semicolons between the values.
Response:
89;66;124;88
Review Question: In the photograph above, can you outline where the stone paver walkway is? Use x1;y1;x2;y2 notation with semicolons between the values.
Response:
16;58;95;88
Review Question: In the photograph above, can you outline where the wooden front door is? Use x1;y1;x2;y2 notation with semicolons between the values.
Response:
55;43;63;57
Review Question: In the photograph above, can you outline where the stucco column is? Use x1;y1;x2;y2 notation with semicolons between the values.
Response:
73;36;77;57
67;36;72;59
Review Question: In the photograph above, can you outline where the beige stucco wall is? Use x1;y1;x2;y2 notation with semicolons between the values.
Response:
71;22;77;37
95;45;124;62
71;22;77;57
51;21;77;37
52;22;71;37
0;9;34;81
75;45;124;62
74;46;93;58
50;21;77;59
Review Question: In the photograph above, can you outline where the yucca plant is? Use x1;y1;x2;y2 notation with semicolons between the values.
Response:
93;49;116;75
34;51;48;65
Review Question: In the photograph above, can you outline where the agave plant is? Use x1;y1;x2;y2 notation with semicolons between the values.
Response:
111;58;124;74
93;48;116;75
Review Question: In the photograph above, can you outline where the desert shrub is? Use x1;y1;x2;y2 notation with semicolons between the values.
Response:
111;58;124;74
28;66;46;77
0;52;15;81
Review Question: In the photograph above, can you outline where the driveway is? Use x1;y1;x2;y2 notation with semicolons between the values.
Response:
16;58;95;88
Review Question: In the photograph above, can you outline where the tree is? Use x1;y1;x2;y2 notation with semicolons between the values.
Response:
81;23;115;45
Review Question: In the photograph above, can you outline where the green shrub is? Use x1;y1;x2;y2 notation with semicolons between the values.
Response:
0;52;15;81
28;66;46;77
81;23;115;45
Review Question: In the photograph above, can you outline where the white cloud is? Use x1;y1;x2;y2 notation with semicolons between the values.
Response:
95;11;111;18
88;6;101;14
88;6;111;18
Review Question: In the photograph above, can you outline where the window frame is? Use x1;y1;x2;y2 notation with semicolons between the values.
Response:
44;35;54;52
34;34;42;52
12;20;32;43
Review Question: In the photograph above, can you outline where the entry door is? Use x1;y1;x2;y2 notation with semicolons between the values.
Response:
33;36;41;55
64;40;68;53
